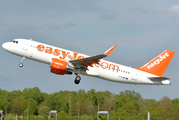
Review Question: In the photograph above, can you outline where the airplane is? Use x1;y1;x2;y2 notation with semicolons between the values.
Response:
2;39;175;85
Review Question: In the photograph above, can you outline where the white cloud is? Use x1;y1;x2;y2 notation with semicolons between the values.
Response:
168;5;179;15
157;5;179;23
168;5;179;23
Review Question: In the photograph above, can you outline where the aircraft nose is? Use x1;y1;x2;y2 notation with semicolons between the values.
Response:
2;42;10;51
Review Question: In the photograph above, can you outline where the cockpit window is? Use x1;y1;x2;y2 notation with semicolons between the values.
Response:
12;40;18;44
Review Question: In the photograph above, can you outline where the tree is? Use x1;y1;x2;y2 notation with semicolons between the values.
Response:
116;107;128;120
87;89;98;107
88;102;95;115
96;91;105;111
12;98;23;115
57;111;67;120
173;103;179;120
46;94;56;111
38;105;50;116
9;90;22;100
22;87;43;105
74;99;88;115
2;88;179;119
120;90;142;101
22;99;29;113
172;98;179;104
158;96;172;118
28;99;37;115
102;98;114;112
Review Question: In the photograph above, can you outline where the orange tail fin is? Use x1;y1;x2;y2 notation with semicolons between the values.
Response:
136;50;175;77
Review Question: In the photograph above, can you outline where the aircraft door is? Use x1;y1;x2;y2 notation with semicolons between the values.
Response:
23;40;30;50
132;69;138;80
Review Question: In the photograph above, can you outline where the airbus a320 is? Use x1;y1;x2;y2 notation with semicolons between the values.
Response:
2;39;175;85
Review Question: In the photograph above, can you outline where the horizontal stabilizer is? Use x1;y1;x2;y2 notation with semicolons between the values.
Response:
148;77;170;81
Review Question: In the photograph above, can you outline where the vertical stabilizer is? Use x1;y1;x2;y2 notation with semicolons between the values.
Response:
136;50;175;77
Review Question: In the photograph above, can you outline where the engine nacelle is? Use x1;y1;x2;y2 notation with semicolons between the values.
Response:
51;68;66;75
50;58;75;75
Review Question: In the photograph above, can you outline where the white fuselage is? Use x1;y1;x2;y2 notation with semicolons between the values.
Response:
2;39;171;85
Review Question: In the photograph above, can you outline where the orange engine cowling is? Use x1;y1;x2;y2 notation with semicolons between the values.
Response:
50;58;75;75
51;68;66;75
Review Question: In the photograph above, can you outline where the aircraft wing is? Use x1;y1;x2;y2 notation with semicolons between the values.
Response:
70;45;116;69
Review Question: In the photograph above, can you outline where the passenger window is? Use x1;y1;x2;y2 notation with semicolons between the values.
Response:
16;41;18;44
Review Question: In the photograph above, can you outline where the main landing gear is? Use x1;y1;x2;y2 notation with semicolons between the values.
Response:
74;75;81;84
19;57;25;67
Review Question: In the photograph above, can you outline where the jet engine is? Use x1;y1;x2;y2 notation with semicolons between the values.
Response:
50;58;75;75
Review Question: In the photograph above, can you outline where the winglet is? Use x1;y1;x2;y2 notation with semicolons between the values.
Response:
105;45;116;55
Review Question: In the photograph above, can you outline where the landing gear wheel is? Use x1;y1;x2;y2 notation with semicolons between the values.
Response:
74;80;80;84
19;63;23;67
74;76;81;84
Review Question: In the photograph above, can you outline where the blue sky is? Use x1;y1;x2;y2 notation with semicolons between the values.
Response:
0;0;179;100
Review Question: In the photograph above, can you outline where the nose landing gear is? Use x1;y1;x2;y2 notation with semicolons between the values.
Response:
74;75;81;84
19;57;25;67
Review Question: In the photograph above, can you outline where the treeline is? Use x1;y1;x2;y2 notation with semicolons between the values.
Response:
0;87;179;120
